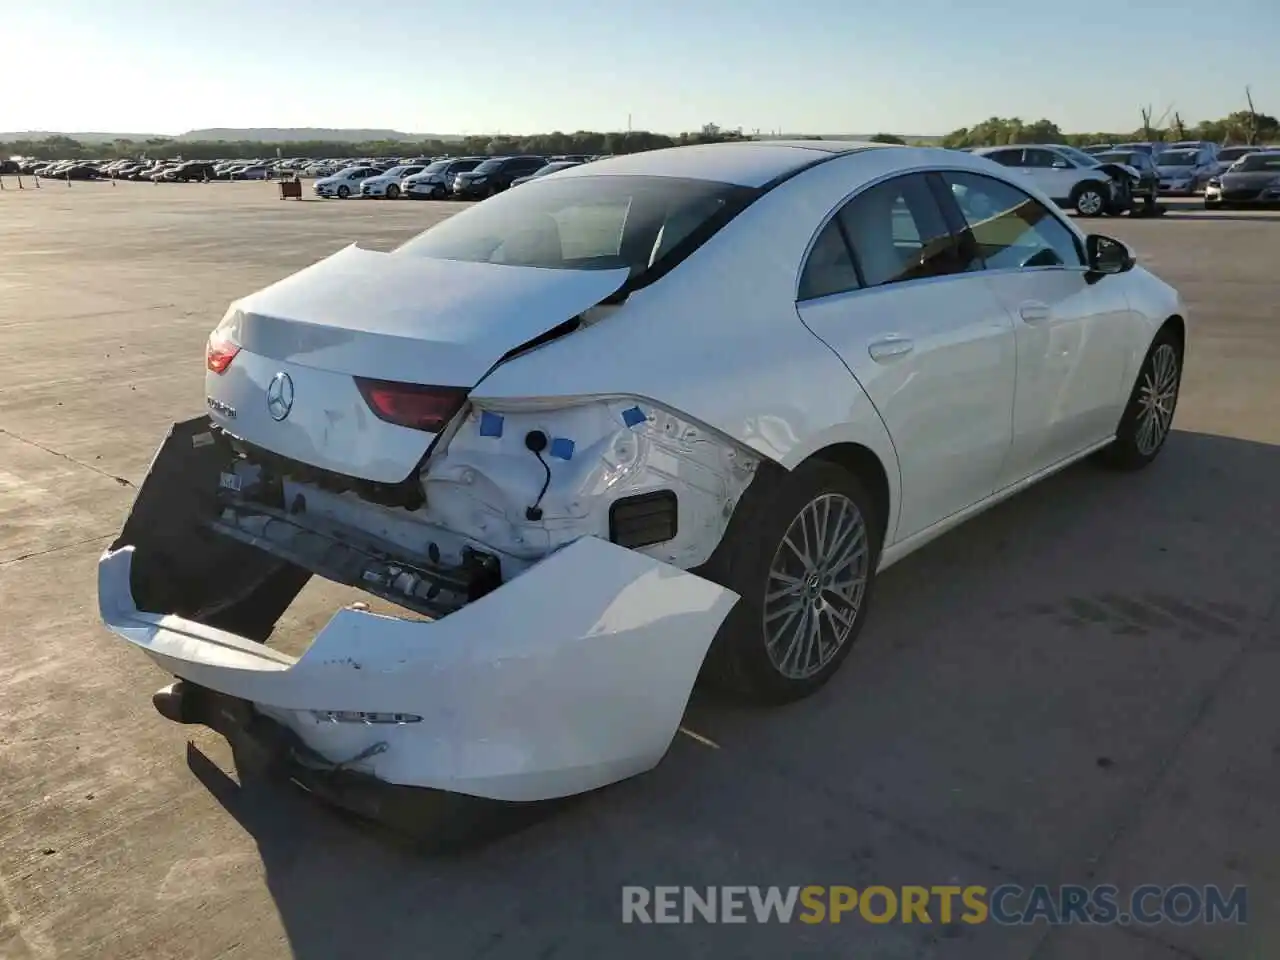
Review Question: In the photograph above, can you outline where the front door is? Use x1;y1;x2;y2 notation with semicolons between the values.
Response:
938;170;1133;486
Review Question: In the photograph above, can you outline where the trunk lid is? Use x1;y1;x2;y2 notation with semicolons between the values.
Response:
205;244;628;483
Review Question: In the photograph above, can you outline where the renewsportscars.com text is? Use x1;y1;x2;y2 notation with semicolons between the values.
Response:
621;884;1248;926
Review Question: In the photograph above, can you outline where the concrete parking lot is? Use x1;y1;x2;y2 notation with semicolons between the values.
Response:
1;181;1277;960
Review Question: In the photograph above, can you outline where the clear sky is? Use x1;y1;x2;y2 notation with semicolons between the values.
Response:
2;0;1276;136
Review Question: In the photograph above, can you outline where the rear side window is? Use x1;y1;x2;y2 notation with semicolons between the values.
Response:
1020;149;1056;168
985;149;1024;167
942;171;1084;270
837;173;965;288
798;220;860;300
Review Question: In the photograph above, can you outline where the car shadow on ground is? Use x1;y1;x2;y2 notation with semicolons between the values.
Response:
189;429;1280;960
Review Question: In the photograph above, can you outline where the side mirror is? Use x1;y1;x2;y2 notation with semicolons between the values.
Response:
1086;235;1136;276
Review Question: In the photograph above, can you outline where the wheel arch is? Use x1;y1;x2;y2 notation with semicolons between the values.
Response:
1158;313;1186;352
1072;177;1111;196
800;442;893;548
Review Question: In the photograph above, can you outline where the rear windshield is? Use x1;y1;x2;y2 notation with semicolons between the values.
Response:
395;175;759;278
1236;153;1280;172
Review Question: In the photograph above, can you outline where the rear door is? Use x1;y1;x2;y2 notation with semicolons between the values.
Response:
795;172;1016;542
937;170;1133;485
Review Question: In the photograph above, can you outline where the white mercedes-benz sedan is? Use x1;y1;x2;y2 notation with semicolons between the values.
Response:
99;141;1186;829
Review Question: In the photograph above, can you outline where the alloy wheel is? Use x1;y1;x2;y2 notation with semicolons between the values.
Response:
1135;343;1179;455
763;493;870;680
1077;190;1104;215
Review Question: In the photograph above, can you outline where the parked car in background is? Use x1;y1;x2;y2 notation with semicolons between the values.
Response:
1082;144;1115;155
359;164;427;199
1204;151;1280;208
404;157;486;199
314;165;381;198
1209;145;1266;177
1153;148;1214;195
56;162;104;181
179;162;220;182
1111;142;1169;160
154;161;219;182
971;144;1120;216
1167;140;1219;163
452;155;548;198
510;160;584;187
149;163;183;182
1090;149;1160;213
231;165;272;181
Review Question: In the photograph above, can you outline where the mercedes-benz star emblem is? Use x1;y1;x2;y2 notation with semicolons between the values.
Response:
266;372;294;421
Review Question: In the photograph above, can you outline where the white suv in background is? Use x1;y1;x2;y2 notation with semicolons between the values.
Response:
971;144;1120;216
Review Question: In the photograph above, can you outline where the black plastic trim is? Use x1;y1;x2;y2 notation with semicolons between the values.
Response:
609;490;679;548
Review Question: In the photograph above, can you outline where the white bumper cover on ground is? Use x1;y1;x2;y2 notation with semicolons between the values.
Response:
99;536;738;802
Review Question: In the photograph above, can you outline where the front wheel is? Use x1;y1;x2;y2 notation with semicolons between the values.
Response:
431;184;446;199
386;183;400;199
699;460;882;704
1098;329;1183;470
1073;183;1108;217
337;185;350;199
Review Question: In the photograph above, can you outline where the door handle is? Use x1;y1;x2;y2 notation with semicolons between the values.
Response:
1019;301;1051;324
868;336;914;362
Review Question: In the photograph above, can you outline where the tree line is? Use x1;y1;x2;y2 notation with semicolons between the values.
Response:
4;110;1276;162
939;110;1279;149
0;128;751;162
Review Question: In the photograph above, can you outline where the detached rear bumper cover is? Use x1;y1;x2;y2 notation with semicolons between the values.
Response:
99;536;737;802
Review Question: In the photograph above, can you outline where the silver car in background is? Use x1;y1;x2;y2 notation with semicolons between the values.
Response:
1154;148;1215;195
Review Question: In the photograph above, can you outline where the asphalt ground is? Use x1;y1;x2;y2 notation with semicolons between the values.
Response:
1;180;1278;960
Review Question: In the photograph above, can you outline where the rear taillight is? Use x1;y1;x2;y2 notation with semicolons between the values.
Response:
354;378;468;433
206;334;240;374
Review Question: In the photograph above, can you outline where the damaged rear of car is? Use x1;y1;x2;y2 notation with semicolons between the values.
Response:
99;172;775;826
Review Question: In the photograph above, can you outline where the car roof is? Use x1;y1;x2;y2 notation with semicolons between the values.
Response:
550;140;892;187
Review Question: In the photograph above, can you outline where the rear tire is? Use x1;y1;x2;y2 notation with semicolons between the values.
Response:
1098;327;1183;471
1072;182;1108;217
699;460;883;704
